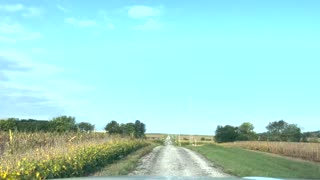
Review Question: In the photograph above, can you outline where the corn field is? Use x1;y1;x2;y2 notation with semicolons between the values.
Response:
222;141;320;162
0;131;148;179
0;131;109;156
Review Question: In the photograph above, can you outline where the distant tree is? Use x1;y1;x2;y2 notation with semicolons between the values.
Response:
258;132;269;141
16;119;50;132
301;132;310;142
77;122;95;132
215;125;239;143
266;120;301;142
238;122;254;134
282;124;301;142
105;120;147;138
236;122;258;141
105;120;121;134
134;120;146;138
266;120;288;141
120;123;136;137
49;116;77;133
0;118;18;131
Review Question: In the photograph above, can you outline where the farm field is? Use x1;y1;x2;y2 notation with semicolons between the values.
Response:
0;131;148;179
0;131;109;156
1;130;320;179
146;133;214;145
221;141;320;162
187;144;320;179
172;134;215;146
145;133;167;140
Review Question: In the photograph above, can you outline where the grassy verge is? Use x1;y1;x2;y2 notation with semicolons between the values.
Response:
92;144;157;176
187;144;320;179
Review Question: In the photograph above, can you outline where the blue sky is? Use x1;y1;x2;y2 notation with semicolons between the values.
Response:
0;0;319;134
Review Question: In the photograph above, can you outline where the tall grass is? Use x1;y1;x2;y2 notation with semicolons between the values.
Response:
222;141;320;162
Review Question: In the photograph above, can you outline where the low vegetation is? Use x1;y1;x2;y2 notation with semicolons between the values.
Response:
0;117;149;179
221;141;320;162
0;139;147;179
188;144;320;179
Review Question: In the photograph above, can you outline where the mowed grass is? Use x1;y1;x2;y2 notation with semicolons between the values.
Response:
188;144;320;179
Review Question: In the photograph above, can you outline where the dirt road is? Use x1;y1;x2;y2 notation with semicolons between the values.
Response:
130;136;230;177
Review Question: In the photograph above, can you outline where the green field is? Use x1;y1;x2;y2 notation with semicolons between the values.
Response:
187;144;320;179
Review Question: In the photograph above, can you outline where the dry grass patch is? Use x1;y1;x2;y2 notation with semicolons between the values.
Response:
222;141;320;162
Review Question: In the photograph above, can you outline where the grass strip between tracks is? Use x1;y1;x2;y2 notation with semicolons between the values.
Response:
187;144;320;179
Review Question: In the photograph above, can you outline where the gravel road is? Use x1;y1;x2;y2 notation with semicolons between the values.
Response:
130;136;230;177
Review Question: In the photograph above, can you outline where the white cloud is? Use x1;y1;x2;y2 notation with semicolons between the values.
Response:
22;7;43;17
56;4;68;12
127;5;163;31
0;51;66;117
0;4;24;12
0;4;43;17
134;19;162;31
128;5;160;19
65;17;97;28
0;22;41;43
0;51;63;75
78;20;97;27
65;17;115;30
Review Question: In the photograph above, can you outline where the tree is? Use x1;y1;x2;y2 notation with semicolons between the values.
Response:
105;120;121;134
49;116;77;133
120;123;135;137
238;122;254;134
237;122;258;141
282;124;301;142
105;120;147;138
16;119;50;132
77;122;95;132
0;118;18;131
266;120;288;141
215;125;239;143
266;120;301;142
134;120;146;138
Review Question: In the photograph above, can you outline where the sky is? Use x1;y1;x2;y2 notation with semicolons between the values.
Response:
0;0;320;135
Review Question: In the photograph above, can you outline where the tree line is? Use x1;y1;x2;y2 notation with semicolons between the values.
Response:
215;120;307;143
0;116;94;133
104;120;146;138
0;116;147;138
